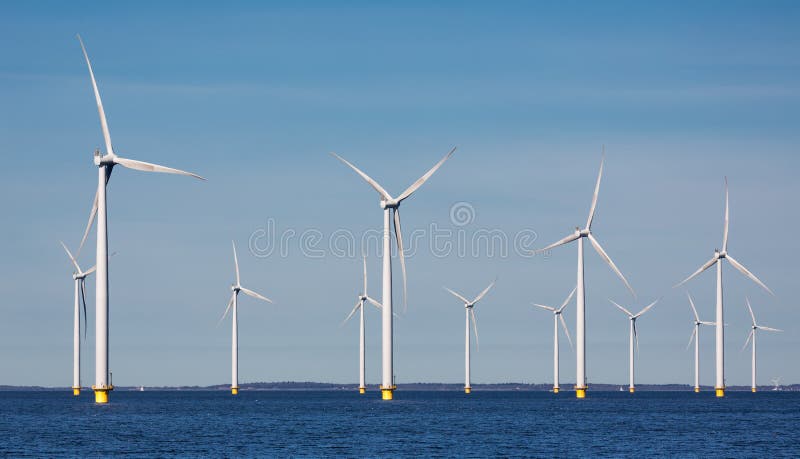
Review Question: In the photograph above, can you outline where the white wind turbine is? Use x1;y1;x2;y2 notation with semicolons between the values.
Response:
685;292;714;393
531;286;575;394
743;297;781;393
219;241;274;395
535;151;635;398
341;256;383;394
444;280;495;394
332;147;455;400
610;299;658;393
76;35;205;403
60;241;96;396
675;178;773;398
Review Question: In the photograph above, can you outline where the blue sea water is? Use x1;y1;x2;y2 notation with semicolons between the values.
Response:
0;390;798;457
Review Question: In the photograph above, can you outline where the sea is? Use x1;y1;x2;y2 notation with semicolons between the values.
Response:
1;390;798;457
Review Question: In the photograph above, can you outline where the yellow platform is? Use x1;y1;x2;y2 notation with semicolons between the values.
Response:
716;387;725;398
694;387;700;393
464;387;471;394
576;387;587;399
380;385;396;400
553;387;559;394
231;387;239;395
629;387;635;393
72;387;81;396
359;387;365;394
752;387;757;393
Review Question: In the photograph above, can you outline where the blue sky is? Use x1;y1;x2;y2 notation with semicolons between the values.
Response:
0;1;798;387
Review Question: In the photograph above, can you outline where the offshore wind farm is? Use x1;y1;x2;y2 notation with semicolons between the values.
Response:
1;2;799;457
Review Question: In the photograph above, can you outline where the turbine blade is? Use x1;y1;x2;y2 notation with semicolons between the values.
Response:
362;254;368;297
77;35;114;156
397;147;456;202
531;303;556;312
240;287;273;304
686;327;697;351
330;153;392;201
674;255;718;288
77;190;98;258
587;233;635;298
723;177;729;252
444;287;470;305
60;241;81;273
586;150;604;230
701;321;716;326
341;301;362;326
687;291;700;322
535;232;579;254
83;265;97;276
218;292;235;325
232;241;240;286
393;208;408;313
557;286;577;313
745;297;757;325
609;299;634;317
634;298;659;318
80;279;88;342
366;296;383;310
726;254;774;296
742;329;754;351
113;156;205;180
470;308;479;350
559;313;573;349
757;325;782;332
471;279;496;304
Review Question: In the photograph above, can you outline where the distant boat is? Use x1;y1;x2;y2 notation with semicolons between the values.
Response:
139;386;144;392
619;387;624;392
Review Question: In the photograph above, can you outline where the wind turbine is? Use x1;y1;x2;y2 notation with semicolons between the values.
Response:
535;151;635;398
531;286;575;394
610;299;658;393
60;241;96;396
675;178;773;397
444;280;495;394
685;292;714;393
76;35;205;403
332;147;455;400
220;241;274;395
341;256;383;394
743;298;781;393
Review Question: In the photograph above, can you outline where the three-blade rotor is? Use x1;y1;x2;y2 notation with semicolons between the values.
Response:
342;256;383;326
75;35;205;257
531;286;576;348
443;280;496;349
610;298;659;356
220;241;273;323
332;147;455;313
535;151;635;298
742;297;782;350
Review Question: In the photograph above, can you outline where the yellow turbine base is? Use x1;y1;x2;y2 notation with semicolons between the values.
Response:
694;387;700;393
359;387;366;394
576;387;587;399
94;389;109;404
716;387;725;398
381;386;396;400
553;387;559;394
752;387;757;393
231;387;239;395
464;387;471;394
629;387;635;393
72;387;80;396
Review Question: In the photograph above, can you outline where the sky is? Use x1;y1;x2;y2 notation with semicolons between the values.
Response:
0;1;798;388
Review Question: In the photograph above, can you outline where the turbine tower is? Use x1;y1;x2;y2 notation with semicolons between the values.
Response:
444;280;495;394
531;286;575;393
610;299;658;393
332;147;455;400
675;178;773;397
342;256;383;394
685;292;714;393
536;150;635;398
220;241;274;395
743;297;781;393
77;35;205;403
60;241;96;396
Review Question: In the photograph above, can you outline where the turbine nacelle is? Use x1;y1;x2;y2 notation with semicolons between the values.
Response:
380;199;399;209
578;228;590;237
94;152;115;167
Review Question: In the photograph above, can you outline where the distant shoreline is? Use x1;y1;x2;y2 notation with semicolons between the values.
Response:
1;382;796;392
